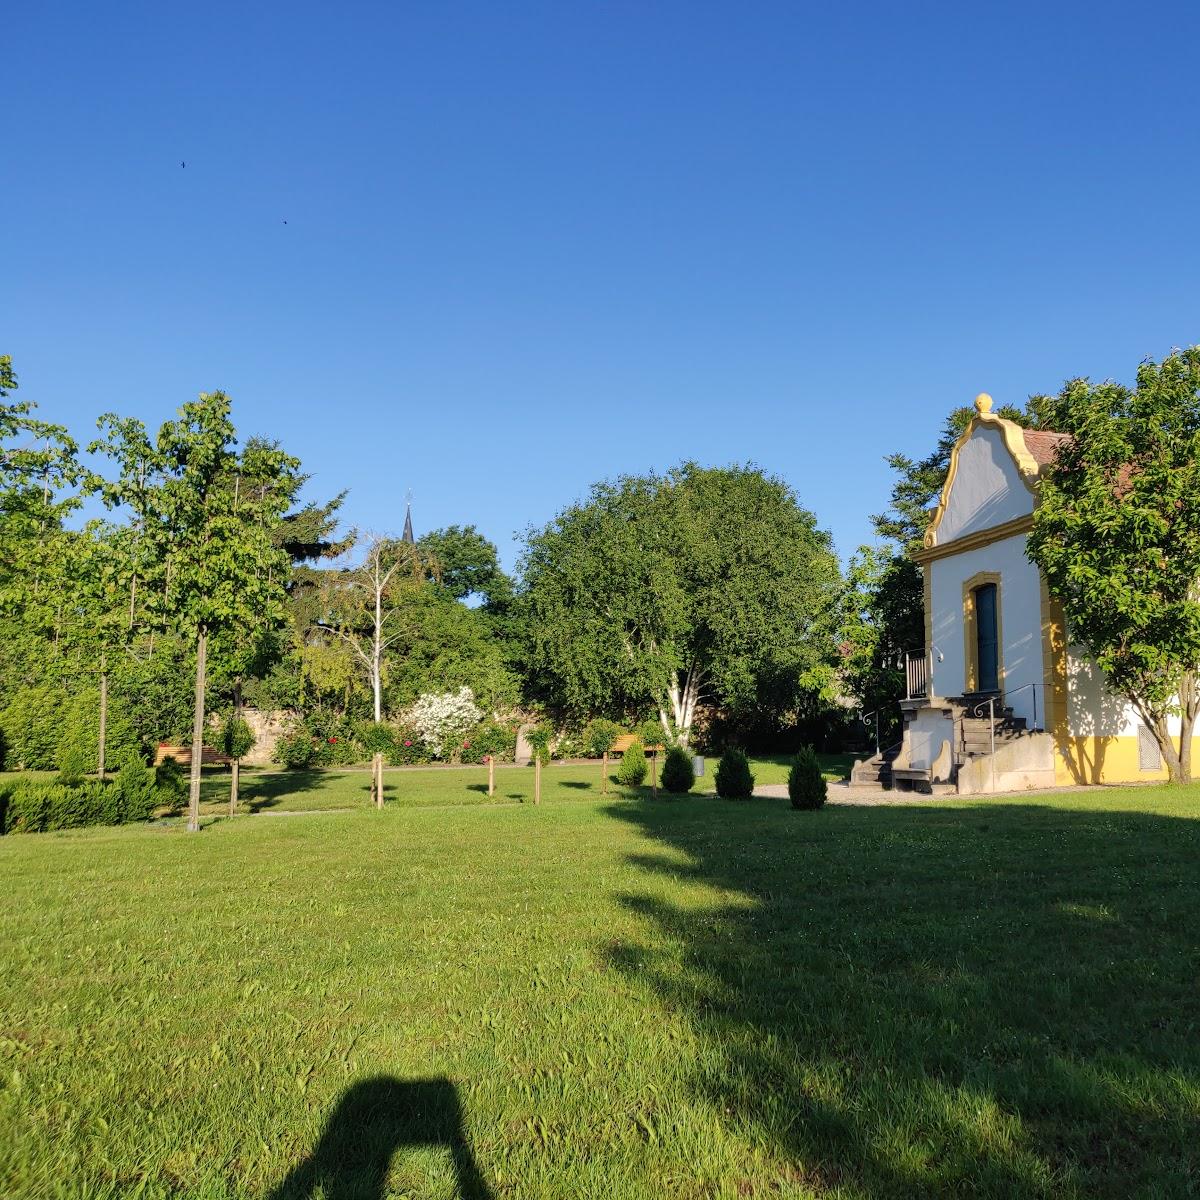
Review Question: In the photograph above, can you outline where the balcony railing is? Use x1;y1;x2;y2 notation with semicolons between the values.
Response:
905;649;928;700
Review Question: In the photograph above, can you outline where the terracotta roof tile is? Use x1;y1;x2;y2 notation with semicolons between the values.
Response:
1021;428;1071;467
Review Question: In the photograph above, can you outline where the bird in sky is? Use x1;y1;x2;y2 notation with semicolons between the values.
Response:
180;160;185;168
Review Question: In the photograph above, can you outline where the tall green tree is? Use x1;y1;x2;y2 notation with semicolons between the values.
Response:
519;463;841;744
419;525;513;609
1028;348;1200;783
91;393;302;830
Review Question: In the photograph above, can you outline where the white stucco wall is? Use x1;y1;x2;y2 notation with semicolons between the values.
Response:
1064;646;1183;738
928;533;1045;728
935;427;1033;544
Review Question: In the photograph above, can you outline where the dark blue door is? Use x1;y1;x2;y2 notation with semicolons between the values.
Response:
975;583;999;692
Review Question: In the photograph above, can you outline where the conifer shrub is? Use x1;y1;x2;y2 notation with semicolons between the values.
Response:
56;738;91;786
788;745;827;810
715;747;755;799
661;745;695;794
155;756;188;813
116;754;159;815
616;739;648;787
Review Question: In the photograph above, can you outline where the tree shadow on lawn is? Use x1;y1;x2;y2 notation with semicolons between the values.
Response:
602;797;1200;1197
267;1075;493;1200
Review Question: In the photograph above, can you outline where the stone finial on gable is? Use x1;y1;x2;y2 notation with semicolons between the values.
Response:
974;392;993;416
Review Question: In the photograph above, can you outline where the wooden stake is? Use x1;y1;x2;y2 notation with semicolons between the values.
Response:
534;755;542;805
487;754;495;797
602;750;608;796
651;749;658;799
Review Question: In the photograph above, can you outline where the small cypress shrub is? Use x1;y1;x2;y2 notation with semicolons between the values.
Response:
715;747;755;800
116;754;159;820
57;738;91;786
661;745;695;794
616;739;648;787
155;756;188;813
788;746;827;810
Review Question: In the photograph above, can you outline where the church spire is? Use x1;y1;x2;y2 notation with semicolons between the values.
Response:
401;490;415;544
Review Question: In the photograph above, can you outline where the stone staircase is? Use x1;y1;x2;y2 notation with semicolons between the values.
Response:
850;742;902;788
958;699;1028;763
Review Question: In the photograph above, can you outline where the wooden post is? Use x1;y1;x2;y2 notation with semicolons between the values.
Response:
229;758;239;818
534;754;542;805
651;749;658;799
97;665;108;781
487;754;495;797
602;750;608;796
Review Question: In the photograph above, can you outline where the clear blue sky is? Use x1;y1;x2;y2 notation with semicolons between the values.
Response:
6;1;1199;568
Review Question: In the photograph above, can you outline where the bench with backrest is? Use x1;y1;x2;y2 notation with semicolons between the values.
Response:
154;744;232;768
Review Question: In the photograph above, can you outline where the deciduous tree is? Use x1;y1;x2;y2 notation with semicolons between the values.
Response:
1028;348;1200;783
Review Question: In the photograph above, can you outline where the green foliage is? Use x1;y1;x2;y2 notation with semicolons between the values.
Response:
616;740;648;787
519;463;842;735
526;724;554;766
638;718;667;747
219;713;256;761
274;724;316;770
788;746;827;810
582;718;623;758
0;778;156;834
115;753;159;814
387;725;432;765
56;738;91;786
154;756;188;812
661;745;695;794
358;721;396;758
419;525;514;608
1027;348;1200;781
715;747;755;799
461;721;517;764
1;684;62;769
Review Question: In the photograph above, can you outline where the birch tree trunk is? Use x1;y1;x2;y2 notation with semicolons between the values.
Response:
187;625;207;833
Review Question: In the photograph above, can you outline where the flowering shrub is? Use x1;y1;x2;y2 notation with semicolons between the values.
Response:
408;687;482;760
387;724;432;765
461;721;518;764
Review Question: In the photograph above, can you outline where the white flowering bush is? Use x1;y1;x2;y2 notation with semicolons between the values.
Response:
408;687;482;759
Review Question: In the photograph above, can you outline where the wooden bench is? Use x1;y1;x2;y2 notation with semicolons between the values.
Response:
154;744;232;768
610;733;665;753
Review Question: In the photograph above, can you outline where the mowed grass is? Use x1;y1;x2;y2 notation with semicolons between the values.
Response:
182;753;854;817
2;786;1199;1198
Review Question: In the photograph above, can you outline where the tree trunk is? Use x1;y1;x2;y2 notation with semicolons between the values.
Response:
534;755;542;805
97;663;108;781
650;749;658;798
230;680;243;817
187;625;207;833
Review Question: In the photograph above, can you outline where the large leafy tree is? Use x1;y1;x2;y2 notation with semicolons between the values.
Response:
419;525;513;609
518;462;841;744
91;393;302;830
1028;348;1200;783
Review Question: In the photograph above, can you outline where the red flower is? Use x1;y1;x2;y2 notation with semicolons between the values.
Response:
463;740;471;748
328;737;337;743
404;740;413;747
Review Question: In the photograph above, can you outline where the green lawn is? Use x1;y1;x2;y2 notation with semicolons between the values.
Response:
178;753;854;817
3;784;1198;1198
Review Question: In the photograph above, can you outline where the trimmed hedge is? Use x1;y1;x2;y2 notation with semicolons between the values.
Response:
0;777;158;835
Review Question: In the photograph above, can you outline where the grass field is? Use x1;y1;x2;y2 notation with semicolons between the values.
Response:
3;782;1198;1198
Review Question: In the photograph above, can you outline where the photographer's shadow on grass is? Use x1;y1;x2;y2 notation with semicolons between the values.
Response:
267;1076;493;1200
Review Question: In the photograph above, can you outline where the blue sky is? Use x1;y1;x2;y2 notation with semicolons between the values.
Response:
6;1;1199;568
